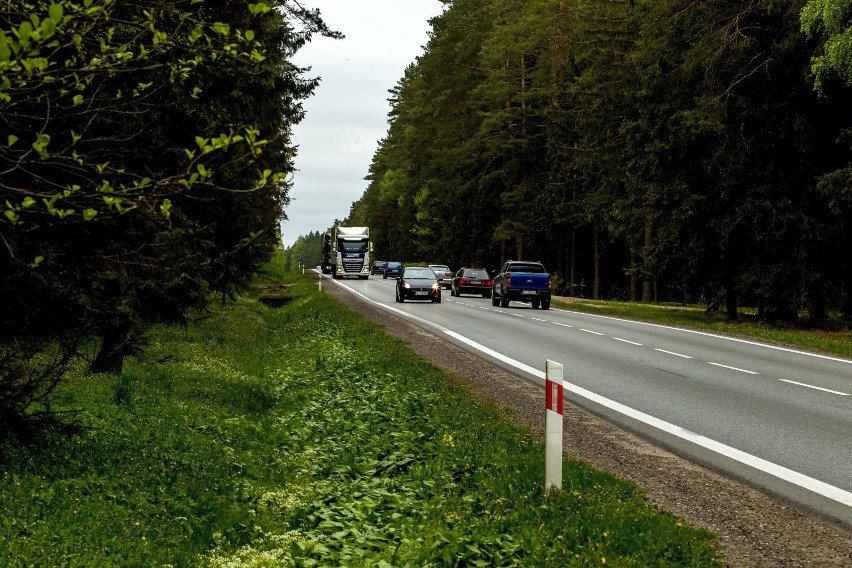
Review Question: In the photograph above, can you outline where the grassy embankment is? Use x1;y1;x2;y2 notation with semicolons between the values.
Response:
0;259;723;566
551;297;852;359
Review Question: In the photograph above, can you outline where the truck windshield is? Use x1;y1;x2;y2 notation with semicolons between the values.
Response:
511;263;545;273
339;239;368;252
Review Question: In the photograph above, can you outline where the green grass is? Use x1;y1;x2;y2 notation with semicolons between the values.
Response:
551;298;852;359
0;257;723;566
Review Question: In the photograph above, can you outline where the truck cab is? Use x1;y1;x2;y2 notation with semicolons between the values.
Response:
325;226;372;279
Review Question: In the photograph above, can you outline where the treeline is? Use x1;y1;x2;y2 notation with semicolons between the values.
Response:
0;1;335;437
285;230;326;270
344;0;852;322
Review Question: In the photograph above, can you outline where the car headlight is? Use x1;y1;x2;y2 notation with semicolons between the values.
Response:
432;283;441;290
403;282;411;289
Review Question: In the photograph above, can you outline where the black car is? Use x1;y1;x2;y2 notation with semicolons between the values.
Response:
395;267;442;303
370;260;388;275
451;267;492;298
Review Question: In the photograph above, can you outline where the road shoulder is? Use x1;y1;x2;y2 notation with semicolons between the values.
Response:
324;281;852;567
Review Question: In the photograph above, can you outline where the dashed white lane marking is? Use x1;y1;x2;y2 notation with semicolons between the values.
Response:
331;278;852;511
510;313;525;318
614;337;643;346
778;379;850;396
580;329;604;336
553;307;852;367
707;362;759;375
655;348;693;359
530;317;548;322
552;322;573;328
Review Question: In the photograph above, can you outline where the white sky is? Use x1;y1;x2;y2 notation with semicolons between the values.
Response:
280;1;444;248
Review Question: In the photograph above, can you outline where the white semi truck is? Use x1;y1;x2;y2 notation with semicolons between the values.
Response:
321;226;372;279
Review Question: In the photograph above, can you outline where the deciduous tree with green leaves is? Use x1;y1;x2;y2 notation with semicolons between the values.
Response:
0;0;337;438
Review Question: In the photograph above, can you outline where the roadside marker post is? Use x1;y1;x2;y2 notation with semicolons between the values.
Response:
545;359;564;491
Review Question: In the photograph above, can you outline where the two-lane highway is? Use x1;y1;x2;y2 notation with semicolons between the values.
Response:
325;274;852;525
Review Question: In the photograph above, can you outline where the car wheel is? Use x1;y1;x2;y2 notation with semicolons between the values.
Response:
500;295;509;308
450;287;455;296
532;300;540;309
491;292;499;306
542;299;551;310
434;294;442;303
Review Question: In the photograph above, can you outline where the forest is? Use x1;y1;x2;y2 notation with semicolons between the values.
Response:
338;0;852;323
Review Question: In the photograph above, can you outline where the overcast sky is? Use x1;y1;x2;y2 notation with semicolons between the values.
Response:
280;1;444;248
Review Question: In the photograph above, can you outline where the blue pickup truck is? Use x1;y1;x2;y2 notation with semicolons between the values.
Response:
491;260;552;309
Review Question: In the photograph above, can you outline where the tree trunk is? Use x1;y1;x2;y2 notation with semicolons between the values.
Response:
570;229;576;297
723;279;739;321
630;253;639;301
91;327;133;374
593;221;601;300
642;218;653;303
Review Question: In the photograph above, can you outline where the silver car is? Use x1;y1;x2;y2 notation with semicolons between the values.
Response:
428;264;453;289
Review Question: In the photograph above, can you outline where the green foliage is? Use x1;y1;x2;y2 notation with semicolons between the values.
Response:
0;270;723;566
341;0;852;325
285;230;325;271
801;0;852;90
0;1;340;432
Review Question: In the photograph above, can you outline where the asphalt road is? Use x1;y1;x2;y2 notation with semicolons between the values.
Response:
323;273;852;525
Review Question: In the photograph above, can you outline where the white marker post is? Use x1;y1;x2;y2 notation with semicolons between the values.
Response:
318;272;322;292
545;359;564;491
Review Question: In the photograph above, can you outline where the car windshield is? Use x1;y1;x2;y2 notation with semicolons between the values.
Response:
430;265;450;272
387;262;402;269
404;269;436;279
464;269;489;278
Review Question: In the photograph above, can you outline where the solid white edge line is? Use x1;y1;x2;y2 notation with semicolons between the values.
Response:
329;278;852;510
655;348;693;359
707;362;759;375
552;307;852;366
778;379;850;396
614;337;643;346
441;328;852;509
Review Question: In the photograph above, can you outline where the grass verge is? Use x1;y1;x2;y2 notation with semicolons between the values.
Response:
0;261;723;566
552;298;852;359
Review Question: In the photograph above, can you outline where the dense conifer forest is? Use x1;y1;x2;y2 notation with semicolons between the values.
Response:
342;0;852;323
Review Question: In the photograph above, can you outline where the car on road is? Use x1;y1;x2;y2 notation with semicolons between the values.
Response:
395;267;442;303
491;260;552;309
428;264;453;289
370;260;388;275
383;261;404;279
451;267;492;298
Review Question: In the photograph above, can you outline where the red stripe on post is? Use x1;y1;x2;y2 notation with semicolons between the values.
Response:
546;379;563;415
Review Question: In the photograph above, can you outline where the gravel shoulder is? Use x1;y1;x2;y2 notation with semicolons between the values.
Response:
324;282;852;567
